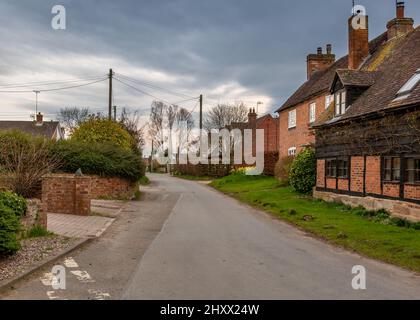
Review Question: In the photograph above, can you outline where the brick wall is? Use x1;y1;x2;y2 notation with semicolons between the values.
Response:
383;183;400;198
263;151;278;176
316;159;325;188
278;94;328;159
257;116;279;153
405;185;420;200
91;176;137;200
337;178;349;191
42;174;137;216
326;178;336;189
350;156;364;192
42;174;91;216
365;156;381;195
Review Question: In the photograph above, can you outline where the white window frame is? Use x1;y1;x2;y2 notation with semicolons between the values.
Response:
325;95;333;109
397;69;420;97
288;109;296;129
309;102;316;123
334;90;347;116
288;147;297;156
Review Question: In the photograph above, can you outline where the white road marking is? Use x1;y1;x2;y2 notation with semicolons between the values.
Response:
70;270;95;283
88;289;111;300
64;257;79;268
40;273;54;286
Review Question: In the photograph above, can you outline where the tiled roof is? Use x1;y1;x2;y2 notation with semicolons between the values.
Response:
0;121;60;138
336;26;420;122
276;32;388;113
334;69;380;88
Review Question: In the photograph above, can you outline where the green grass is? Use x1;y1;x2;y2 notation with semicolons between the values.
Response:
172;174;213;181
138;176;150;186
23;225;54;238
210;174;420;273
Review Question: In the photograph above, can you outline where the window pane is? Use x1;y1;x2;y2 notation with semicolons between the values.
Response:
385;169;392;181
392;158;401;181
384;158;392;170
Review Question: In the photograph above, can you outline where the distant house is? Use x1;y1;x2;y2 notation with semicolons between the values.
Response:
313;3;420;220
0;112;65;140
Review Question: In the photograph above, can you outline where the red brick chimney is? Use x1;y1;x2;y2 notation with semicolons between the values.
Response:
387;1;414;40
306;45;335;79
248;108;257;123
35;112;43;126
348;11;369;70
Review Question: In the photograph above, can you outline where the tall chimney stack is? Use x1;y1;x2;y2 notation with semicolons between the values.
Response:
35;112;43;126
306;45;335;80
387;1;414;40
348;12;369;70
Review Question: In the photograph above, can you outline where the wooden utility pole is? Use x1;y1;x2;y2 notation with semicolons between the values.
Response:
199;94;203;130
113;105;117;121
108;68;113;120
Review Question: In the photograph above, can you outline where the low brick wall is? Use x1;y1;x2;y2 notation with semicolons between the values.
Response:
174;163;231;177
263;151;278;176
91;176;137;199
313;188;420;222
42;174;137;216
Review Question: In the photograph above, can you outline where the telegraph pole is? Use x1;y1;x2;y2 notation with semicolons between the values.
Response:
108;68;113;120
113;105;117;121
33;90;40;115
199;94;203;130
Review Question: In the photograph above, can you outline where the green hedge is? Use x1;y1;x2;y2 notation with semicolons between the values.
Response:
0;202;21;255
289;148;316;194
51;140;145;182
0;191;27;217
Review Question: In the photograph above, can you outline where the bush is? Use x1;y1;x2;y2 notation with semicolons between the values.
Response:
0;202;21;255
289;148;316;194
70;119;134;151
274;156;294;184
51;140;145;182
0;191;27;217
0;130;60;198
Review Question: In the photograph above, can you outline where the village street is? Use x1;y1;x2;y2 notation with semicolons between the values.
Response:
0;174;419;300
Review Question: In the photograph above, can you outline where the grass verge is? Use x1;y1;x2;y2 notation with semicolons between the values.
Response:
172;174;213;181
210;173;420;273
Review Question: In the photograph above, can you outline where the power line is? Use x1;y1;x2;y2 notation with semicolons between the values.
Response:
0;75;107;89
116;73;196;100
0;78;108;93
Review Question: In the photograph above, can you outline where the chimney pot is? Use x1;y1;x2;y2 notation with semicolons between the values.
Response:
326;44;332;54
317;47;322;55
397;1;405;19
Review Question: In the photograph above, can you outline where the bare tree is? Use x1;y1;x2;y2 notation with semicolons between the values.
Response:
203;102;248;131
119;107;145;153
147;101;167;154
57;107;94;133
175;107;195;164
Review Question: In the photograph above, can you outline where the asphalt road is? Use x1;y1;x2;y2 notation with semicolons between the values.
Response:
2;173;420;299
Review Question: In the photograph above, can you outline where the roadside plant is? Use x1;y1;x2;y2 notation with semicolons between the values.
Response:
0;202;21;255
289;148;316;194
0;130;61;198
0;191;27;217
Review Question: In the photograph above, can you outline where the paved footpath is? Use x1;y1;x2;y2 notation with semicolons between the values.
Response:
2;174;420;299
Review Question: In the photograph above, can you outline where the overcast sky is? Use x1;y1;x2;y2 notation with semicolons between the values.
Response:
0;0;419;123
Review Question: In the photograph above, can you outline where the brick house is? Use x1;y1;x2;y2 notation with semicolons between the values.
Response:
313;2;420;220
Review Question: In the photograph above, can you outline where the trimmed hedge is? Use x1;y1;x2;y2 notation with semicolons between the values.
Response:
0;191;27;217
51;140;145;182
289;148;316;194
0;202;21;255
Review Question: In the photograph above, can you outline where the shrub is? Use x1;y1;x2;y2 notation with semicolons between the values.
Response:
0;202;21;255
51;140;145;182
25;225;53;238
0;130;60;198
70;119;134;151
274;156;294;184
289;148;316;194
0;191;27;217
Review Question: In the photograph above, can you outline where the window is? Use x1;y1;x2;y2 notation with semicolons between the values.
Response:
383;157;401;182
288;147;296;156
406;158;420;183
325;95;333;109
337;158;349;178
326;159;337;177
334;90;347;116
288;109;296;129
397;69;420;97
309;103;316;123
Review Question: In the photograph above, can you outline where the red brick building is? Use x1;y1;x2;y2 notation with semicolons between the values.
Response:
313;3;420;220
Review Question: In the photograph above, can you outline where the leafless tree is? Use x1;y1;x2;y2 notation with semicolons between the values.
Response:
57;107;94;133
147;101;167;154
119;107;145;153
175;107;195;163
203;102;248;131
